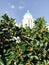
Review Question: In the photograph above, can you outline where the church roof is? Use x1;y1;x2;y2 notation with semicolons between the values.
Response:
23;10;33;19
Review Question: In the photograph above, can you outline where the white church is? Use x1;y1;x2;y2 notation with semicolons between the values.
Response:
15;10;35;29
22;10;35;28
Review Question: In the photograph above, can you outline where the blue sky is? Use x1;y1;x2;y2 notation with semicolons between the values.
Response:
0;0;49;23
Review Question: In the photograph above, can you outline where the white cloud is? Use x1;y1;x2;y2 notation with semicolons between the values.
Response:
10;5;15;9
18;6;24;10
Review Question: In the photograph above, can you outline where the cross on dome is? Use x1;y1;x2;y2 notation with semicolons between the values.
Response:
27;10;30;13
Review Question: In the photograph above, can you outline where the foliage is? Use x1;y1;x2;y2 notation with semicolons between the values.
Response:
0;14;49;65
